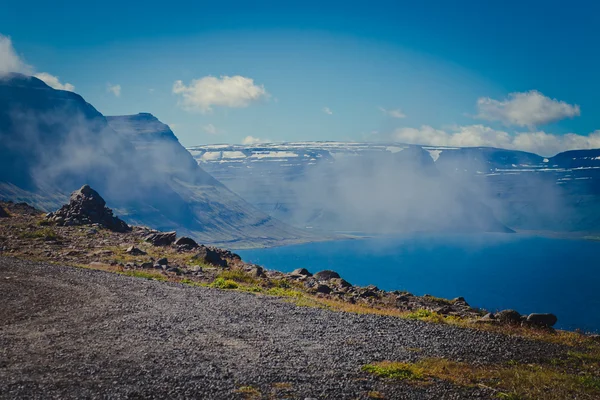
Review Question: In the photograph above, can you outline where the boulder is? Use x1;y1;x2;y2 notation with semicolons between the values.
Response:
527;313;558;327
46;185;130;232
126;246;147;256
174;236;199;249
496;309;522;324
0;206;9;218
192;246;227;267
314;270;341;281
315;284;332;294
156;258;168;266
140;262;154;269
359;289;378;298
145;231;177;246
290;268;312;277
244;265;265;277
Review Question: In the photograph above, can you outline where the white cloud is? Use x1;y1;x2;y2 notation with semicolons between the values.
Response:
173;75;268;113
242;136;270;145
34;72;75;91
476;90;580;127
379;106;406;118
203;124;219;135
0;34;31;75
107;83;121;97
392;125;600;156
323;107;333;115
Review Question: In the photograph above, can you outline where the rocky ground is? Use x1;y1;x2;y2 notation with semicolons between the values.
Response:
0;257;572;400
1;187;600;399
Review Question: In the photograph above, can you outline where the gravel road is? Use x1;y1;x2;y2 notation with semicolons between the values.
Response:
0;257;565;399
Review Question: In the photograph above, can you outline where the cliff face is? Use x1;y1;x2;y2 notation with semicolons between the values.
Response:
0;74;310;247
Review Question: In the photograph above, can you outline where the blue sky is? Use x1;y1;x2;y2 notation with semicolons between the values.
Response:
1;0;599;155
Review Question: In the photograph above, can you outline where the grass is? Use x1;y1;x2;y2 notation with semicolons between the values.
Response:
19;227;60;241
209;277;239;289
362;358;600;400
217;269;259;285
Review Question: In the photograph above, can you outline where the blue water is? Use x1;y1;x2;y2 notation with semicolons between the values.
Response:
238;234;600;332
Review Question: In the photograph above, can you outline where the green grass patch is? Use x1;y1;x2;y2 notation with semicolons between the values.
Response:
405;309;446;323
362;361;424;380
209;277;239;289
19;227;60;241
217;269;259;285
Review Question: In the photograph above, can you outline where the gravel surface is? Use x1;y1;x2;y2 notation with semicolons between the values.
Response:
0;257;566;399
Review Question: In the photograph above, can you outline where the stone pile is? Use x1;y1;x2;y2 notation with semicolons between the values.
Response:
46;185;130;232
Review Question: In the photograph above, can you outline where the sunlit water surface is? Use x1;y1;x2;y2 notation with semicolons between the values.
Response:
238;234;600;332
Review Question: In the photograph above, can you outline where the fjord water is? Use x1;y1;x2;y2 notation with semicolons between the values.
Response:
238;234;600;333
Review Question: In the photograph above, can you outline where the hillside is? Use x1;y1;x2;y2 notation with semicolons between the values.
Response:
0;74;310;247
1;195;599;400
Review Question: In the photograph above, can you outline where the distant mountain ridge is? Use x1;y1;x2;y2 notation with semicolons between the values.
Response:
188;142;600;235
0;74;310;247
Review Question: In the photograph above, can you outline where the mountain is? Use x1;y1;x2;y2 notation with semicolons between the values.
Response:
188;142;512;234
0;74;310;247
188;142;600;236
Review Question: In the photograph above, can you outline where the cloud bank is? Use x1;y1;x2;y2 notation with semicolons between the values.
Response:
34;72;75;91
173;75;268;113
393;125;600;156
476;90;580;127
0;34;32;75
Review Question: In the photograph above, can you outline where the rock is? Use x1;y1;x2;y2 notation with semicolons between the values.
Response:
396;294;410;303
496;309;522;324
188;265;203;273
527;313;558;327
481;313;496;320
166;267;181;275
47;185;130;232
140;262;154;269
452;297;470;306
433;306;453;315
174;236;199;249
126;246;147;256
290;268;312;277
244;265;265;277
314;270;341;281
0;206;9;218
315;284;332;294
145;231;177;246
192;246;227;267
359;289;378;298
333;278;352;288
156;258;168;266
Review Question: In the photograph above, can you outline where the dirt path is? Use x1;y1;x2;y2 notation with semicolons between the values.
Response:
0;257;564;399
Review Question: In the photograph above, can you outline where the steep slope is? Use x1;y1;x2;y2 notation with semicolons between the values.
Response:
0;74;310;247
